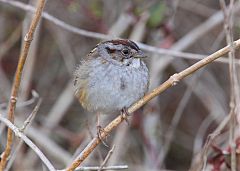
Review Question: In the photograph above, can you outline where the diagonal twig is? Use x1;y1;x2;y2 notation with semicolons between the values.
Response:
196;113;231;171
66;38;240;171
58;165;128;171
6;97;41;171
98;145;115;171
1;0;240;64
0;114;56;171
20;92;41;132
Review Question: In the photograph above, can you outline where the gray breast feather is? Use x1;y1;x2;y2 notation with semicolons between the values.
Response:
74;58;149;114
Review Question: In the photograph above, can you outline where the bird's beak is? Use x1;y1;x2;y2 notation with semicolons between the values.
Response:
134;50;147;58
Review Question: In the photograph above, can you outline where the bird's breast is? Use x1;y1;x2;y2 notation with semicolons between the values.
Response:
84;60;149;114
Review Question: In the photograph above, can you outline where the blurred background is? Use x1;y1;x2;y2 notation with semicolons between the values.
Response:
0;0;239;170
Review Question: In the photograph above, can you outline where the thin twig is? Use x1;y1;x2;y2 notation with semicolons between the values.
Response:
0;0;46;170
58;165;128;171
25;124;72;164
220;0;238;170
189;112;231;171
98;145;115;171
0;114;56;171
0;90;39;113
20;2;42;101
0;0;240;64
6;97;41;171
20;97;41;131
201;114;231;171
192;111;222;157
66;38;240;171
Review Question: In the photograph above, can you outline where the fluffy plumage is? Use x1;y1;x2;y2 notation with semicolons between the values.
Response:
74;39;149;114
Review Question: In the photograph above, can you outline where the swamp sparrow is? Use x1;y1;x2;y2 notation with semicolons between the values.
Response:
74;39;149;123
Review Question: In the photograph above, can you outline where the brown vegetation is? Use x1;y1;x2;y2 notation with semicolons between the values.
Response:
0;0;239;171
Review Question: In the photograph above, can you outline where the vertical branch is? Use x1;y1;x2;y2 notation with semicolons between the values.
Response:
220;0;239;171
0;0;46;170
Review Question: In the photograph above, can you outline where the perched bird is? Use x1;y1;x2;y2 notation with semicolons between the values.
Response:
74;39;149;135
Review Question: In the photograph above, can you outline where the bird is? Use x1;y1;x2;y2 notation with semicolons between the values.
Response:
74;39;149;138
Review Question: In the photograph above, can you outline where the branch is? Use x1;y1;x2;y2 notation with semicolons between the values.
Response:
98;145;115;171
5;97;42;171
220;0;238;171
0;0;46;170
190;113;231;171
58;165;128;171
0;115;56;171
66;38;240;171
0;0;238;64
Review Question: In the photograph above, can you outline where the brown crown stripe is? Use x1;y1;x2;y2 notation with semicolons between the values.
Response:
106;39;140;51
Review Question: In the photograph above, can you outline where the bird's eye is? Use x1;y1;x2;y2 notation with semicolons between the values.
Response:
121;48;130;55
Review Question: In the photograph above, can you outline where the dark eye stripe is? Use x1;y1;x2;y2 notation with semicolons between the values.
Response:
106;47;115;53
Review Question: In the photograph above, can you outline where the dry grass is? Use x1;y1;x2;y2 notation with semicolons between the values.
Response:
0;0;239;171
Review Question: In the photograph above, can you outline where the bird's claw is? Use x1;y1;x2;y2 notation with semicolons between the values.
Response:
97;125;109;147
121;107;130;125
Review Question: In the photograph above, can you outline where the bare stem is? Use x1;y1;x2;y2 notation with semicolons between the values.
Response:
0;0;46;170
66;38;240;171
98;145;115;171
1;0;240;64
0;115;56;171
200;114;231;171
5;97;41;171
58;165;128;171
220;0;239;170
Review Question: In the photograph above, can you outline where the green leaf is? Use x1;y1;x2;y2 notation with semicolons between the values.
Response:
90;1;103;18
148;2;166;28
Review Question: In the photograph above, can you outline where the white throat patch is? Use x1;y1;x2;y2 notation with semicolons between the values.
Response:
131;58;141;68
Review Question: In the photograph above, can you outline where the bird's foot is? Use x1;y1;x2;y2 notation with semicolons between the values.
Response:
121;107;130;125
97;125;109;147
